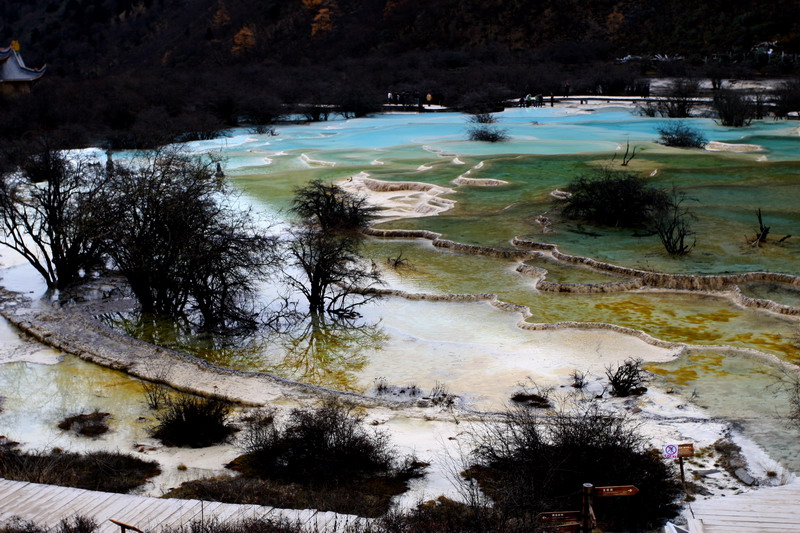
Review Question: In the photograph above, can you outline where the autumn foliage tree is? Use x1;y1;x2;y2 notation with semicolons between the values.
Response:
231;26;256;55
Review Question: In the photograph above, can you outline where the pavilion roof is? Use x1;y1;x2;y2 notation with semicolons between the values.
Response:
0;46;46;83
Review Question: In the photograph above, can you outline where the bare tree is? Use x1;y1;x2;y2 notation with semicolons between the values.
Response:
99;149;278;332
284;180;382;319
771;78;800;119
655;78;700;118
650;188;696;255
284;227;382;318
0;142;108;290
713;89;755;127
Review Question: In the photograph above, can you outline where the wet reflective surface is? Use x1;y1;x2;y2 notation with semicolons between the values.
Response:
3;106;800;471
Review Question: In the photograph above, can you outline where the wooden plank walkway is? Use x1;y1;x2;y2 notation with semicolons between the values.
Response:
687;479;800;533
0;479;366;533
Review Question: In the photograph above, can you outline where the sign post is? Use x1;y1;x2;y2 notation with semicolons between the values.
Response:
538;511;581;532
580;483;593;533
664;443;695;487
594;485;640;497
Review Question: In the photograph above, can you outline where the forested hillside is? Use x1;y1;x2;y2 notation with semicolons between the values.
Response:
2;0;799;154
3;0;799;76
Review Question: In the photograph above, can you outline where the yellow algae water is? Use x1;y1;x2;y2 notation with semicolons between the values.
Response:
0;355;153;449
651;349;800;469
360;239;800;361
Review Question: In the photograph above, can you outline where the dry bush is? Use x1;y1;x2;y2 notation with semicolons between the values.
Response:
468;113;497;124
657;121;707;148
0;516;97;533
152;394;236;447
605;358;649;397
168;399;424;516
237;399;415;483
467;403;681;531
467;125;509;142
510;379;553;408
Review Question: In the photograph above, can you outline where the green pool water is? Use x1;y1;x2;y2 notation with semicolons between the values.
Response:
98;109;800;469
213;113;800;382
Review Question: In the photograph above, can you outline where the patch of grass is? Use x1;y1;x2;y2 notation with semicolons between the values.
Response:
0;438;160;493
713;436;747;478
164;470;421;518
372;378;421;398
152;394;236;448
57;410;111;437
428;381;456;408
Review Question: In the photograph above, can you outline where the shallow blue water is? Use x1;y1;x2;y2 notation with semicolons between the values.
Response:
183;108;798;171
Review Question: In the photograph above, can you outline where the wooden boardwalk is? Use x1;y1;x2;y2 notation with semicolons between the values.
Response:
0;479;365;532
687;479;800;533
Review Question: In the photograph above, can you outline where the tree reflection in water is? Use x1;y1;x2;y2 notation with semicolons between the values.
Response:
100;310;386;392
265;313;387;392
99;310;268;371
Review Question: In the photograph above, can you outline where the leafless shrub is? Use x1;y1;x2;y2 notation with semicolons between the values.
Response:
238;408;277;455
467;125;510;142
141;358;172;410
605;358;649;397
467;402;682;530
429;381;457;408
510;379;554;408
657;121;707;148
468;113;497;124
570;369;589;389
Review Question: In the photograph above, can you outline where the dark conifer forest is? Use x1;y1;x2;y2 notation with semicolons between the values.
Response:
2;0;799;151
